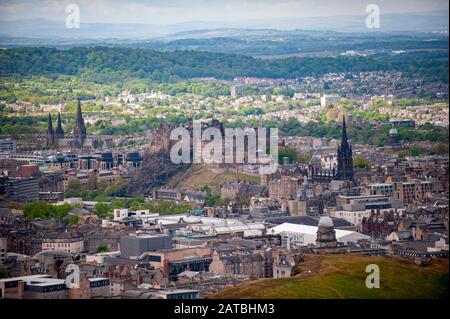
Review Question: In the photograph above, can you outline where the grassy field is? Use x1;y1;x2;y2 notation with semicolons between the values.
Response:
166;165;260;192
211;254;449;299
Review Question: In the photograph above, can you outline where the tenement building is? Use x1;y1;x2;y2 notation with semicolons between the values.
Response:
41;232;84;254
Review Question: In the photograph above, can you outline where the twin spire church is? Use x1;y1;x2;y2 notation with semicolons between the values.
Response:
46;100;96;149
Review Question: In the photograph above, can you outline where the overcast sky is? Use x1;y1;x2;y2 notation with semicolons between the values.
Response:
0;0;448;24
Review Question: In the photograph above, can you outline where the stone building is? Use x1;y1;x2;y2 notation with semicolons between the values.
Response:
41;232;84;254
6;228;36;256
46;113;55;148
55;111;65;139
272;248;298;278
335;117;354;182
85;232;121;254
0;274;110;299
361;210;400;237
208;250;266;279
315;216;338;248
309;116;354;183
393;180;435;205
268;177;301;202
140;246;212;282
46;100;98;149
220;182;267;202
72;100;87;147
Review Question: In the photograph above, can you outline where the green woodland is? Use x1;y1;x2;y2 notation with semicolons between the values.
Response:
0;47;448;83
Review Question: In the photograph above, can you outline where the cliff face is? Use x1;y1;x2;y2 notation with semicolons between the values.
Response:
127;119;226;196
127;148;190;196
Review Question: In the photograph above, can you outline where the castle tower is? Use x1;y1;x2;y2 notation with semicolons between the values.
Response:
46;113;55;147
336;116;354;181
55;111;65;139
73;99;87;148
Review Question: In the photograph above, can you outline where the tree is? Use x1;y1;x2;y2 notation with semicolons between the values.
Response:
278;147;298;164
105;178;128;197
397;150;409;158
204;193;221;207
96;245;110;253
93;202;111;218
0;267;8;279
297;152;312;164
54;204;73;219
65;179;85;198
353;156;371;169
200;185;211;193
23;201;51;219
409;146;423;157
23;202;72;220
65;215;80;225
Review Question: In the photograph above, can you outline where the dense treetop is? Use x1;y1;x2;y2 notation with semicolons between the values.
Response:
0;47;447;83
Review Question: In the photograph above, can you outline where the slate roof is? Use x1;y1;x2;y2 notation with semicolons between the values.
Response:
42;231;83;240
227;238;263;249
68;208;92;216
265;215;354;228
106;257;141;266
393;231;413;240
31;219;64;230
221;253;265;264
427;233;448;243
87;232;120;240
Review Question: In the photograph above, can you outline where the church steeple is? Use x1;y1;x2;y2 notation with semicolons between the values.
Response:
336;116;354;181
55;111;64;139
73;99;87;147
341;116;347;143
46;113;55;147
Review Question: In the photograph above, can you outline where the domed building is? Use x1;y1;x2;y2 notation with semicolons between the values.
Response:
315;216;338;248
387;127;400;145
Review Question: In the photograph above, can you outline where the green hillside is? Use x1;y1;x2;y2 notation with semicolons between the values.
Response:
166;165;260;193
211;254;449;299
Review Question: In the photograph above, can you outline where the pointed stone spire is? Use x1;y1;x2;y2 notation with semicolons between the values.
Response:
336;115;354;181
341;115;348;147
55;111;64;139
46;113;55;147
47;113;54;132
73;99;87;147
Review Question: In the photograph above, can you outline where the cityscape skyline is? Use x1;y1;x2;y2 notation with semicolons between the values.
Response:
0;0;448;304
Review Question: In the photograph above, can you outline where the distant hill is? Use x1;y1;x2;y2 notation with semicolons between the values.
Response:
0;47;448;84
0;11;447;39
211;254;449;299
1;23;448;57
248;11;449;32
